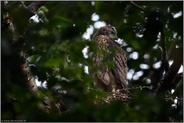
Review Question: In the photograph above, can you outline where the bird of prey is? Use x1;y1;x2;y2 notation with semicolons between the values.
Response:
90;25;128;93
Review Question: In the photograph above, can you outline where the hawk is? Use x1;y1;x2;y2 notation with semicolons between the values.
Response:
90;25;129;93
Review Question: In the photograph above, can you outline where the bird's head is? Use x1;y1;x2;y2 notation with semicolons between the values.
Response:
93;25;118;40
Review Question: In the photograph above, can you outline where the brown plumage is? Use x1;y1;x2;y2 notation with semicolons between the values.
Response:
90;25;128;93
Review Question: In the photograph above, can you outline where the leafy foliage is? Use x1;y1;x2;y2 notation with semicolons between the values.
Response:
2;1;183;122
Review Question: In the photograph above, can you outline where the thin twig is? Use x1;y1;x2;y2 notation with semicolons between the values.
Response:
130;1;146;12
160;28;169;72
128;85;152;90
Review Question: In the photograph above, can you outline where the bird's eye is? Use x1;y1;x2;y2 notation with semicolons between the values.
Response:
112;27;116;32
110;30;116;34
111;27;116;34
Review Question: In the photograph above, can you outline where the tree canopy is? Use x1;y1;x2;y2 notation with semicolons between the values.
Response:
2;1;183;122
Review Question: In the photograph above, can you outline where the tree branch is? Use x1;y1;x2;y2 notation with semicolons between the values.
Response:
155;47;183;94
2;1;53;114
20;1;45;14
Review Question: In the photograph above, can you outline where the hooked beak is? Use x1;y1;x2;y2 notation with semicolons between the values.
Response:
110;34;118;40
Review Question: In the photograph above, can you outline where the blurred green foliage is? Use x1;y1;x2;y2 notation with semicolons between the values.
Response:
2;1;183;122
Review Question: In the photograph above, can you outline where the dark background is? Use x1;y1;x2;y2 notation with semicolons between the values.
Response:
1;1;183;122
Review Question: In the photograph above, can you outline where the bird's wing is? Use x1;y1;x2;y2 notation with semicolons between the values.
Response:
109;41;129;88
90;35;114;87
